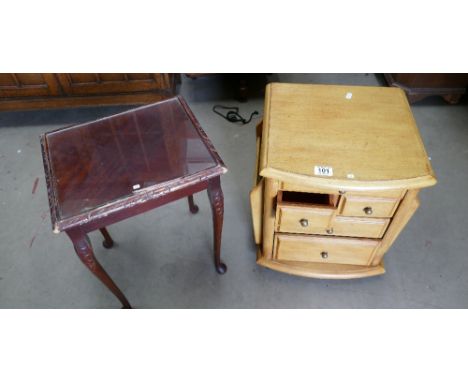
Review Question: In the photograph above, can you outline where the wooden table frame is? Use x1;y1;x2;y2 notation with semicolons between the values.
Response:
40;97;227;308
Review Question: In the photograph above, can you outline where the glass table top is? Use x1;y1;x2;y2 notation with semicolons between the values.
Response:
43;97;221;220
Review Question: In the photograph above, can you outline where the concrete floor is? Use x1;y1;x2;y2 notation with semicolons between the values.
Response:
1;74;467;308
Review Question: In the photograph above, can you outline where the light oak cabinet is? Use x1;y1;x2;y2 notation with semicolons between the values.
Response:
250;83;436;279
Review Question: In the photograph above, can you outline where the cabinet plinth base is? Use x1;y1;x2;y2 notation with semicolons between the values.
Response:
256;249;385;279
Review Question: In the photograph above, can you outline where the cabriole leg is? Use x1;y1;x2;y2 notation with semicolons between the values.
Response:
66;230;131;308
207;177;227;274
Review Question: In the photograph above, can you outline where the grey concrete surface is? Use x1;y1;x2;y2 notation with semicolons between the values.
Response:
0;74;467;308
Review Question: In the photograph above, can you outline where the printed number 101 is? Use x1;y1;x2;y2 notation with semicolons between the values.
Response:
314;166;333;176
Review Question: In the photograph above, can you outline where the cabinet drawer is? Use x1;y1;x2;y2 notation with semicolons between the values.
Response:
276;205;390;238
273;234;379;266
340;195;400;218
332;216;389;238
276;204;333;234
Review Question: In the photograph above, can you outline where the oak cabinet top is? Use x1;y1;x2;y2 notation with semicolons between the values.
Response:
260;83;436;191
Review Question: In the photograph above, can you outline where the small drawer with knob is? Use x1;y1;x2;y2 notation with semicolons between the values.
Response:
275;204;333;234
273;233;379;266
339;194;400;218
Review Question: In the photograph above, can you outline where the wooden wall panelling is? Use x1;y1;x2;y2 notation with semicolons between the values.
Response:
0;74;177;111
56;73;175;96
385;73;468;104
0;74;61;98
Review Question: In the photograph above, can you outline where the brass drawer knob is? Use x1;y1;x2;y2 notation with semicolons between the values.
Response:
326;228;334;234
363;206;373;215
299;219;309;227
321;251;328;259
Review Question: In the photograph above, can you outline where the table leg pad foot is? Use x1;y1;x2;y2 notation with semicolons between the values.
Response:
102;240;114;249
216;263;227;274
99;228;114;249
188;195;199;214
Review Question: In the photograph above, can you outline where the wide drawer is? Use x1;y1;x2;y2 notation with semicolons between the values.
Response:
273;233;379;266
340;195;400;218
276;204;389;238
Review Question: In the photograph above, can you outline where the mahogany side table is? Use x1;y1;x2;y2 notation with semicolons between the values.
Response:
40;96;227;308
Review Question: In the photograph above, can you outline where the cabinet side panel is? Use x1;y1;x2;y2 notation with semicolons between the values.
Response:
250;179;264;245
370;189;420;266
262;178;278;260
259;84;272;173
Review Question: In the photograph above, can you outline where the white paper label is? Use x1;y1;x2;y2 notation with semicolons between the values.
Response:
314;166;333;176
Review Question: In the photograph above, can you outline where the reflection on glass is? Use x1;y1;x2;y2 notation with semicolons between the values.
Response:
45;98;217;219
